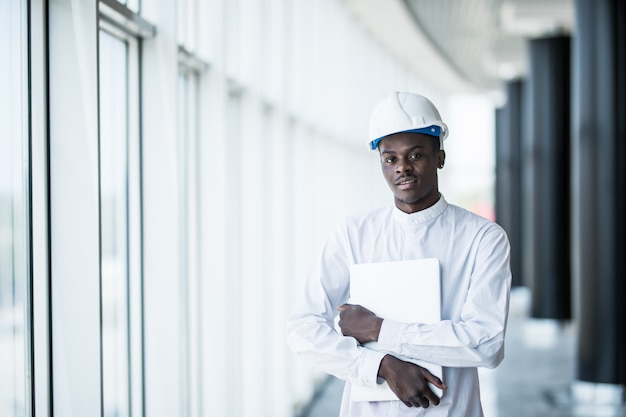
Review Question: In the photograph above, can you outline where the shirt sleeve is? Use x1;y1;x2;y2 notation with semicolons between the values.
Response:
376;226;512;369
285;222;387;388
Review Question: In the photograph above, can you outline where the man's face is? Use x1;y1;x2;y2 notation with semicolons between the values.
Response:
378;132;445;214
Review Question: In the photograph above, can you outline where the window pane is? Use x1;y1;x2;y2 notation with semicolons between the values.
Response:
99;30;130;417
0;0;28;416
178;69;203;417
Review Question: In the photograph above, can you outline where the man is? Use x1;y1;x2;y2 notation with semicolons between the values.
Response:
286;91;511;416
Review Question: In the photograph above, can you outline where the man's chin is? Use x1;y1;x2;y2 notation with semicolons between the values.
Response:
395;193;422;205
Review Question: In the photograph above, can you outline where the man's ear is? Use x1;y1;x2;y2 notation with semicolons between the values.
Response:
437;150;446;168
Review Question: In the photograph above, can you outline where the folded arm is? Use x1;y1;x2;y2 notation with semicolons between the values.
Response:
339;228;511;369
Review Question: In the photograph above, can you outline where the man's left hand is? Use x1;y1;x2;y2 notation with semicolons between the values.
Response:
338;303;383;344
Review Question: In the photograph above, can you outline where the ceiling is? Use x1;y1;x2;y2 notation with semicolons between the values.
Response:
344;0;575;97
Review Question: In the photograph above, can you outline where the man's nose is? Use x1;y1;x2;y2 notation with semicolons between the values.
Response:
396;159;413;173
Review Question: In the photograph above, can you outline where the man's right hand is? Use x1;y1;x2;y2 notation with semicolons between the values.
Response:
377;354;447;408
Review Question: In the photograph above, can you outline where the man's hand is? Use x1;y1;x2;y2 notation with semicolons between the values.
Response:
337;303;383;344
378;355;447;408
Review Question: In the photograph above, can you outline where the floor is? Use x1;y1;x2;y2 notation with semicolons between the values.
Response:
302;288;626;417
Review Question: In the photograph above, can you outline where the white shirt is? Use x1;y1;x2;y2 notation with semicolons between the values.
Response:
286;196;511;417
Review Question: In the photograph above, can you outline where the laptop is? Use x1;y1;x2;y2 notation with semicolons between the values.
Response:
348;258;442;402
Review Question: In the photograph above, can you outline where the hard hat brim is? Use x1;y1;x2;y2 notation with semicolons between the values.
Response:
369;126;445;150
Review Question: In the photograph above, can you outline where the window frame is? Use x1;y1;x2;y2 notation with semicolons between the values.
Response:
97;1;155;415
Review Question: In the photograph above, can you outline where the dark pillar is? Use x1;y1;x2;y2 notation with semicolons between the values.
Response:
495;80;524;287
573;0;626;386
526;36;571;320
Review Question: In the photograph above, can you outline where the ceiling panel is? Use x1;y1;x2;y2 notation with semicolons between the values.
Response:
346;0;575;93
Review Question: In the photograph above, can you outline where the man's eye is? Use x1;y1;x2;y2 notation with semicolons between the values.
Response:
409;153;421;160
385;157;396;164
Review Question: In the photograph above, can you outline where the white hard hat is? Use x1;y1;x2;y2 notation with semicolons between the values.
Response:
368;91;448;150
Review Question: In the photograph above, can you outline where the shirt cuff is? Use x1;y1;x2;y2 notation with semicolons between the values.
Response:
356;347;388;387
376;319;405;353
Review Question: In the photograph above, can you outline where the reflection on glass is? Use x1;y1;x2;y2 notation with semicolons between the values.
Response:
99;30;130;417
0;1;27;416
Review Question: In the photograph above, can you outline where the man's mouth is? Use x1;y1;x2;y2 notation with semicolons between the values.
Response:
395;177;417;186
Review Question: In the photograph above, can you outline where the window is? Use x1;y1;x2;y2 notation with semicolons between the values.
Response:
0;0;30;415
177;6;209;411
177;65;203;417
98;2;149;414
99;29;132;417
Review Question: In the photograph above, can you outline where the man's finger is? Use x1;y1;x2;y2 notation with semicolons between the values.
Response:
412;396;428;408
424;372;447;390
424;389;440;406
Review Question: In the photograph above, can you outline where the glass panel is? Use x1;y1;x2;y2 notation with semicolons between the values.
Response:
177;70;190;417
99;30;130;417
0;0;28;416
177;68;202;417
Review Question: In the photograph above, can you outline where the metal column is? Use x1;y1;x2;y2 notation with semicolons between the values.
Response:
495;80;525;287
572;0;626;388
526;36;572;320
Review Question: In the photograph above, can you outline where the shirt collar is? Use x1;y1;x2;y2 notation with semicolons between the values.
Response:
392;194;448;225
